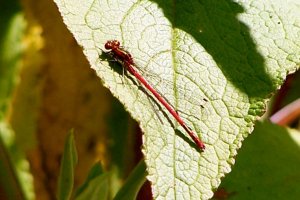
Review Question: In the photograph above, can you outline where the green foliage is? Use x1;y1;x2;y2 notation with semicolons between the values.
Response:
57;131;78;200
114;160;147;200
75;173;110;200
59;138;146;200
219;121;300;199
75;162;105;198
0;1;34;199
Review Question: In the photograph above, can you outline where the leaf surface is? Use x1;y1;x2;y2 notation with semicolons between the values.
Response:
54;0;300;199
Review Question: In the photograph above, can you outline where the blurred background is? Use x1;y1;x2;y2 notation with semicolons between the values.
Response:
0;0;151;199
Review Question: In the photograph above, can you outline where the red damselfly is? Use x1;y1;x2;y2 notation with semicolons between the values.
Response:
103;40;205;150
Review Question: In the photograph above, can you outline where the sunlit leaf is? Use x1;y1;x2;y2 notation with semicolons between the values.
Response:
54;0;300;199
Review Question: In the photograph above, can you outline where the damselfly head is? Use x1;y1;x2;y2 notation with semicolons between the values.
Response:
105;40;120;50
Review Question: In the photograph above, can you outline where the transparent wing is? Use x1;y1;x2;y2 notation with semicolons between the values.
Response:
131;57;209;121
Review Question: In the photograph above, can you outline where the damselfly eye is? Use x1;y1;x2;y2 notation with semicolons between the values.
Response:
104;41;112;50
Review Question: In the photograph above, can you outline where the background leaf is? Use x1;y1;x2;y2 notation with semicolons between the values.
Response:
0;0;35;199
54;0;300;199
114;160;147;200
75;173;109;200
75;162;105;197
75;163;110;200
217;121;300;199
57;131;78;200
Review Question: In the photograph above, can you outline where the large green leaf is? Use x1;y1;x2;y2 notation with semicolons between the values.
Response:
54;0;300;199
218;121;300;199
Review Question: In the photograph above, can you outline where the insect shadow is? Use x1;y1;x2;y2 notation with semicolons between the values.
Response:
174;129;202;152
